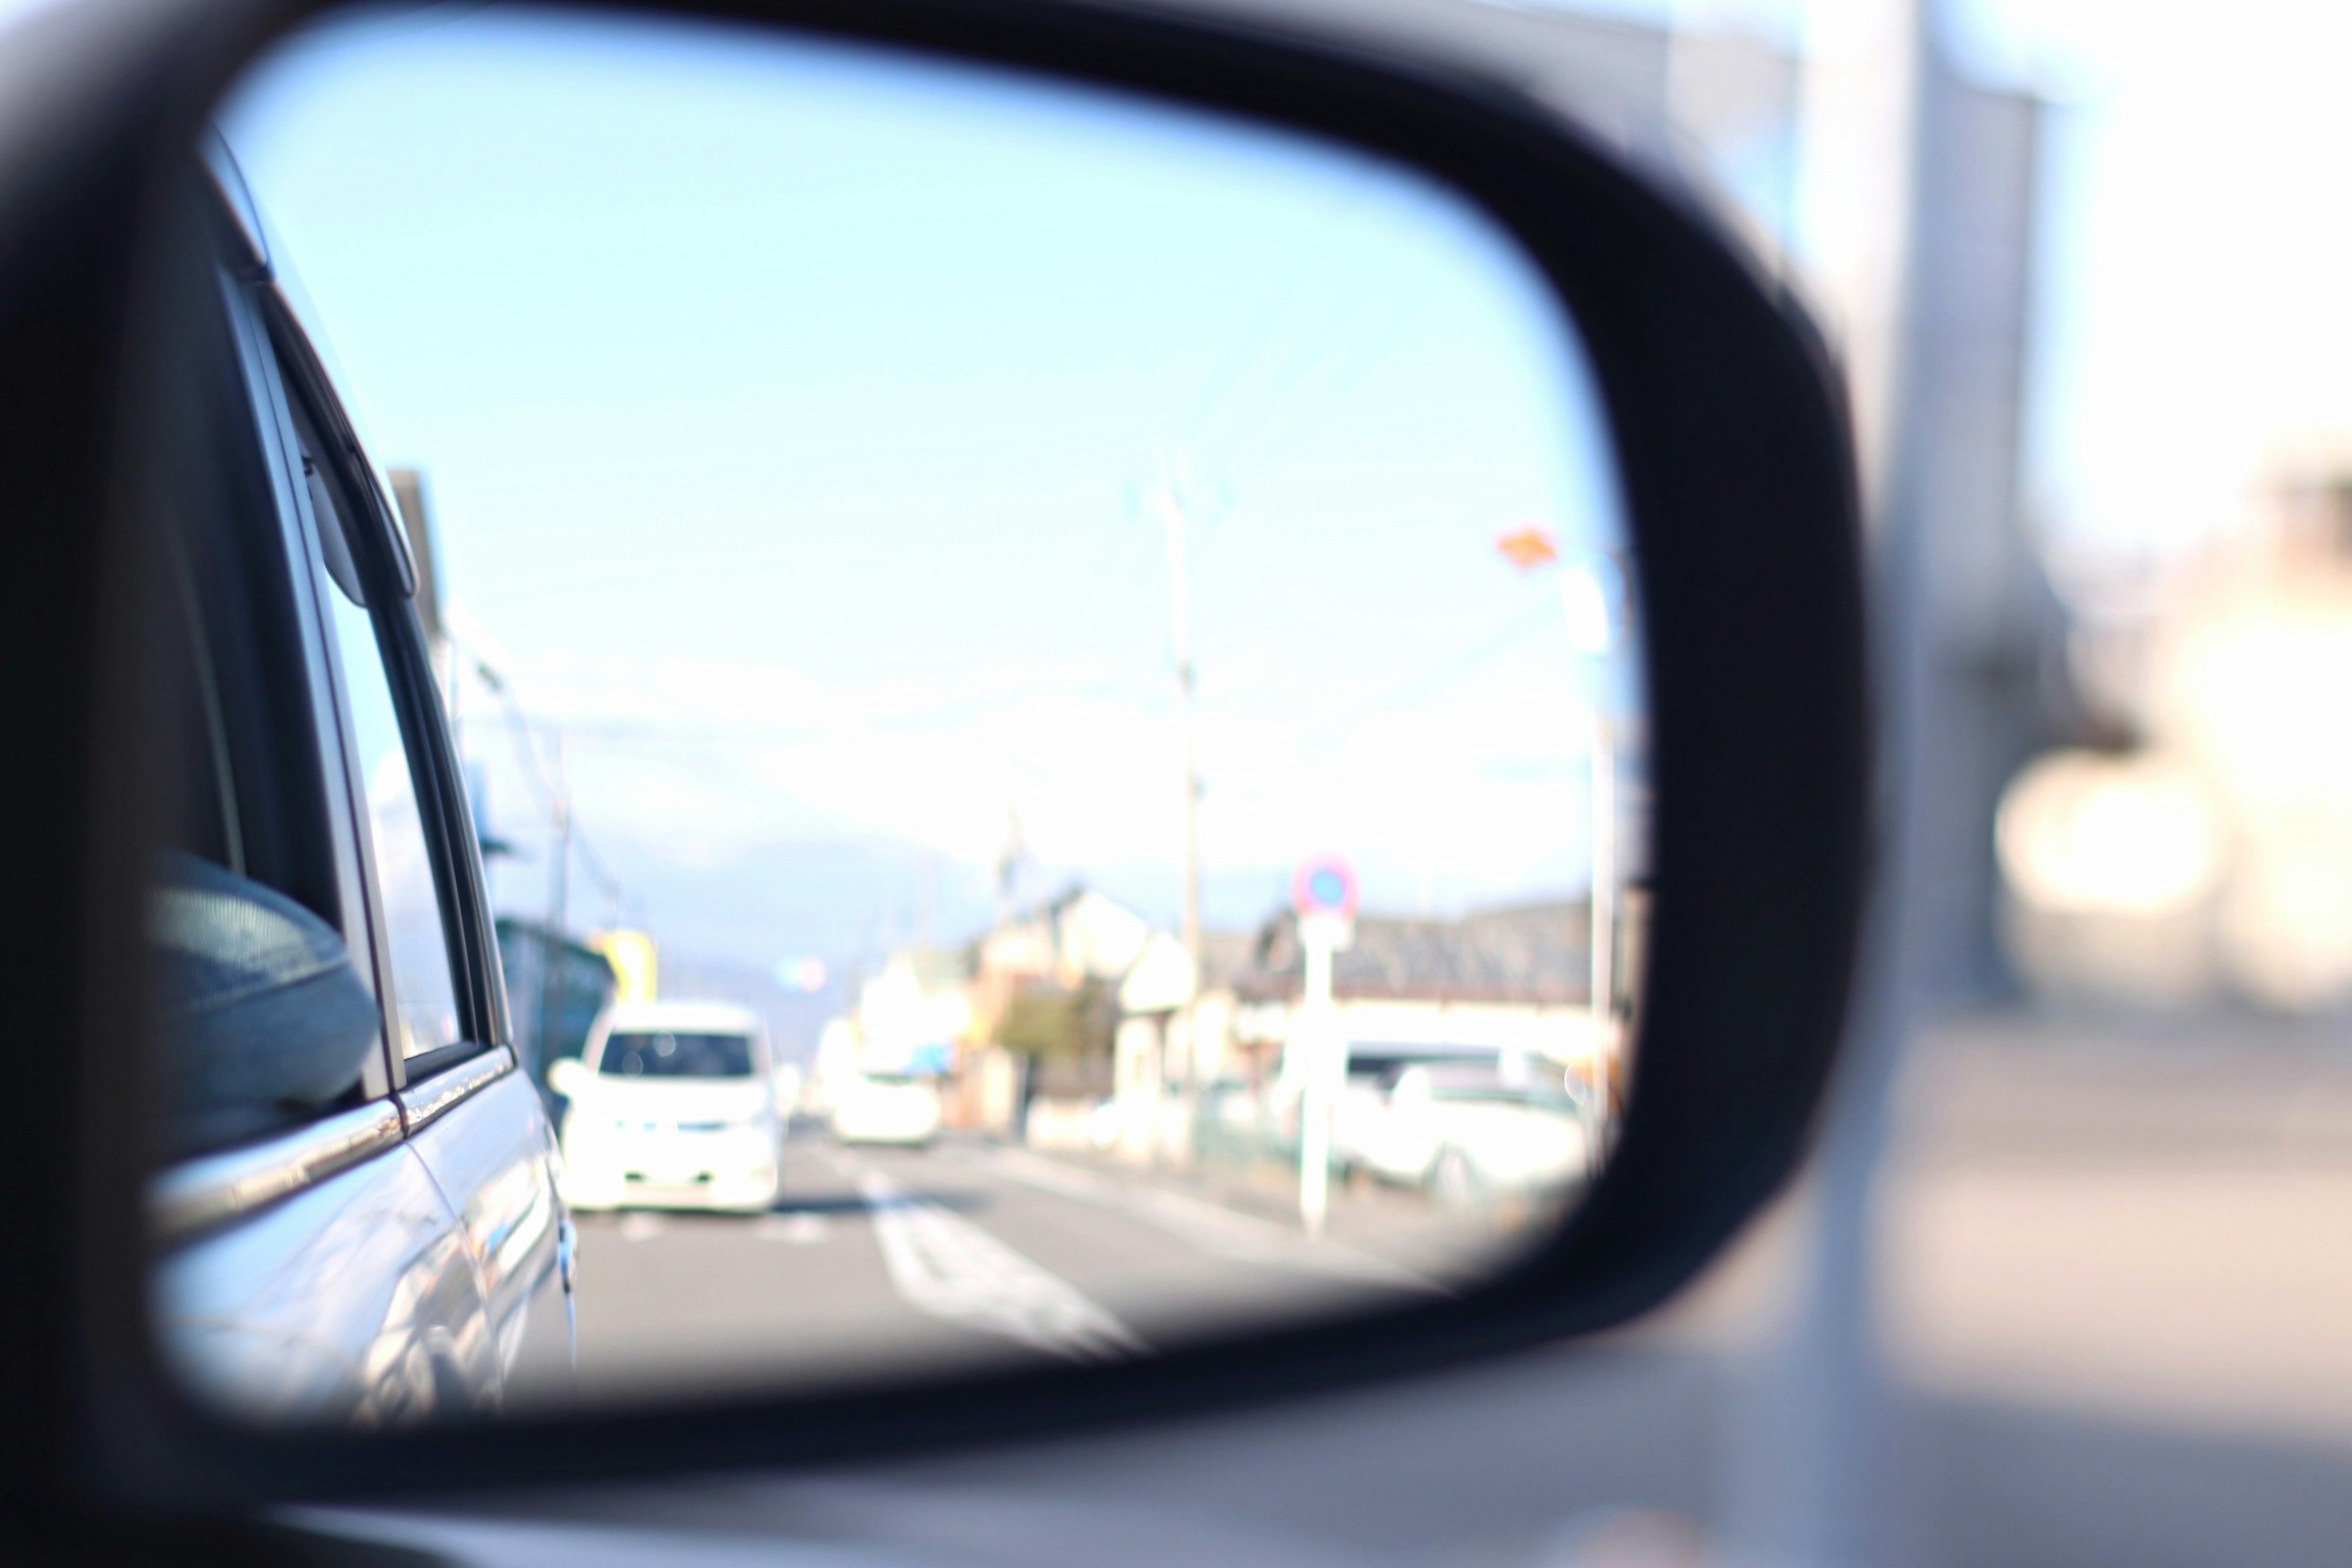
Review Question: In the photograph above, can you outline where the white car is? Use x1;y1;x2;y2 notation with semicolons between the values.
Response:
1351;1062;1594;1209
827;1072;943;1147
551;1001;784;1213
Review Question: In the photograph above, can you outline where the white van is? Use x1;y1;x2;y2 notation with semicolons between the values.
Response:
827;1072;943;1147
551;1001;784;1213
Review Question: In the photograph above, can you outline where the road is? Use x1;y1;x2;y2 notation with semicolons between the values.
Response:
456;1012;2352;1567
525;1129;1518;1406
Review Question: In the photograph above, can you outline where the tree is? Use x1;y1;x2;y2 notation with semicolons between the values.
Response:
992;978;1114;1063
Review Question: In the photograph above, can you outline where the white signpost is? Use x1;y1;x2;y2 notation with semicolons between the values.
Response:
1291;858;1357;1238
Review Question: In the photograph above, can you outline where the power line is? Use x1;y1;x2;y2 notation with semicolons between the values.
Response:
1298;598;1562;757
462;644;629;929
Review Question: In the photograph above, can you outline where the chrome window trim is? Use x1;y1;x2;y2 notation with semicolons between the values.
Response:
149;1099;402;1244
396;1045;515;1134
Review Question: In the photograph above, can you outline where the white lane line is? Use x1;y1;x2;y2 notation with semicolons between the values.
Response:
987;1147;1447;1297
755;1212;829;1245
617;1212;663;1242
856;1168;1144;1363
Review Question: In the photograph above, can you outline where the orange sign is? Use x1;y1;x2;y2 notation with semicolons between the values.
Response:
1495;524;1559;571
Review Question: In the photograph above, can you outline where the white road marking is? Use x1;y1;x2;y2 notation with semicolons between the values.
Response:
856;1168;1144;1362
987;1147;1447;1296
617;1212;663;1242
755;1212;829;1245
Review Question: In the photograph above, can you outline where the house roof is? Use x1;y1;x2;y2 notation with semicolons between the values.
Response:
1241;902;1593;1006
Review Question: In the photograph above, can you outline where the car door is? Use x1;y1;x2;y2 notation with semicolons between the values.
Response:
151;187;564;1424
257;221;571;1406
148;211;496;1425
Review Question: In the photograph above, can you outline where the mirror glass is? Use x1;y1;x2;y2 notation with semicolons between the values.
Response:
149;4;1648;1422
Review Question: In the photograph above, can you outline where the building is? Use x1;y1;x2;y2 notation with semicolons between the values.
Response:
1106;893;1651;1164
850;948;973;1077
2003;445;2352;1011
1243;900;1630;1104
494;916;617;1091
957;885;1155;1135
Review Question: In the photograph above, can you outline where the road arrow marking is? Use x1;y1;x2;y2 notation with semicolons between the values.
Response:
857;1169;1143;1362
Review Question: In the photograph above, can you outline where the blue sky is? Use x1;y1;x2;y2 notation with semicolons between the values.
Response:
219;6;1636;974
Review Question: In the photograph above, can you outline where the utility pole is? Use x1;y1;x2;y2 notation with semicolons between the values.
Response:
1562;563;1617;1163
1724;3;1942;1564
995;807;1024;931
1149;464;1205;1164
469;655;613;1082
1497;529;1620;1156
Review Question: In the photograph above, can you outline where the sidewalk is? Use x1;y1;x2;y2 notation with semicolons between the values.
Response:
991;1134;1566;1288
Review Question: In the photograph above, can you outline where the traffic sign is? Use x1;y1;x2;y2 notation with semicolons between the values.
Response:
1496;524;1559;571
1291;856;1359;919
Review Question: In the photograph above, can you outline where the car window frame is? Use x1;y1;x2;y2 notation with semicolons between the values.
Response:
141;231;421;1224
205;253;398;1112
241;276;508;1091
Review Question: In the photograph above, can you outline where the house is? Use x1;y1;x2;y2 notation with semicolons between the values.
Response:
959;884;1155;1135
848;948;973;1077
1107;895;1649;1163
1246;900;1643;1104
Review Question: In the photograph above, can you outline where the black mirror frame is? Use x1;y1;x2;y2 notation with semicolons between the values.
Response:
0;0;1866;1525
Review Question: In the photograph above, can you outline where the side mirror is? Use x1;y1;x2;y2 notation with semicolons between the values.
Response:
546;1057;591;1101
149;853;380;1161
3;0;1867;1515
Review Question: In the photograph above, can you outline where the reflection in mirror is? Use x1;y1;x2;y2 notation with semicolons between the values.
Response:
149;4;1648;1422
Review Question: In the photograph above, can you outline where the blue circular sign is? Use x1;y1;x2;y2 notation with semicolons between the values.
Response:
1291;856;1359;918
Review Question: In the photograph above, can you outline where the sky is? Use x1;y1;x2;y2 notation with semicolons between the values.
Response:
217;6;1636;981
1568;0;2352;585
1950;0;2352;583
119;0;2352;992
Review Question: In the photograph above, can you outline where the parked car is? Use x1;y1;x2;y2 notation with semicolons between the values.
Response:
828;1071;944;1147
1348;1061;1595;1208
147;146;570;1427
1331;1044;1500;1175
550;1001;785;1212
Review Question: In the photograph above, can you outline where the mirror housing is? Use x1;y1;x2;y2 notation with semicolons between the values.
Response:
149;853;380;1161
0;0;1867;1523
546;1057;592;1101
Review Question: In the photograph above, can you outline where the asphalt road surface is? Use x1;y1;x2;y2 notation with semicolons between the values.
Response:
451;1012;2352;1568
524;1130;1527;1406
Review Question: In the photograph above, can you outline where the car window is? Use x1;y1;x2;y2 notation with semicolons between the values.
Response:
160;534;242;876
290;398;464;1063
598;1032;756;1079
145;266;388;1158
153;537;382;1157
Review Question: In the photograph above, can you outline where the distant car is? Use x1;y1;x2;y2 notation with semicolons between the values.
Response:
551;1001;785;1212
829;1072;943;1147
1349;1061;1594;1209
